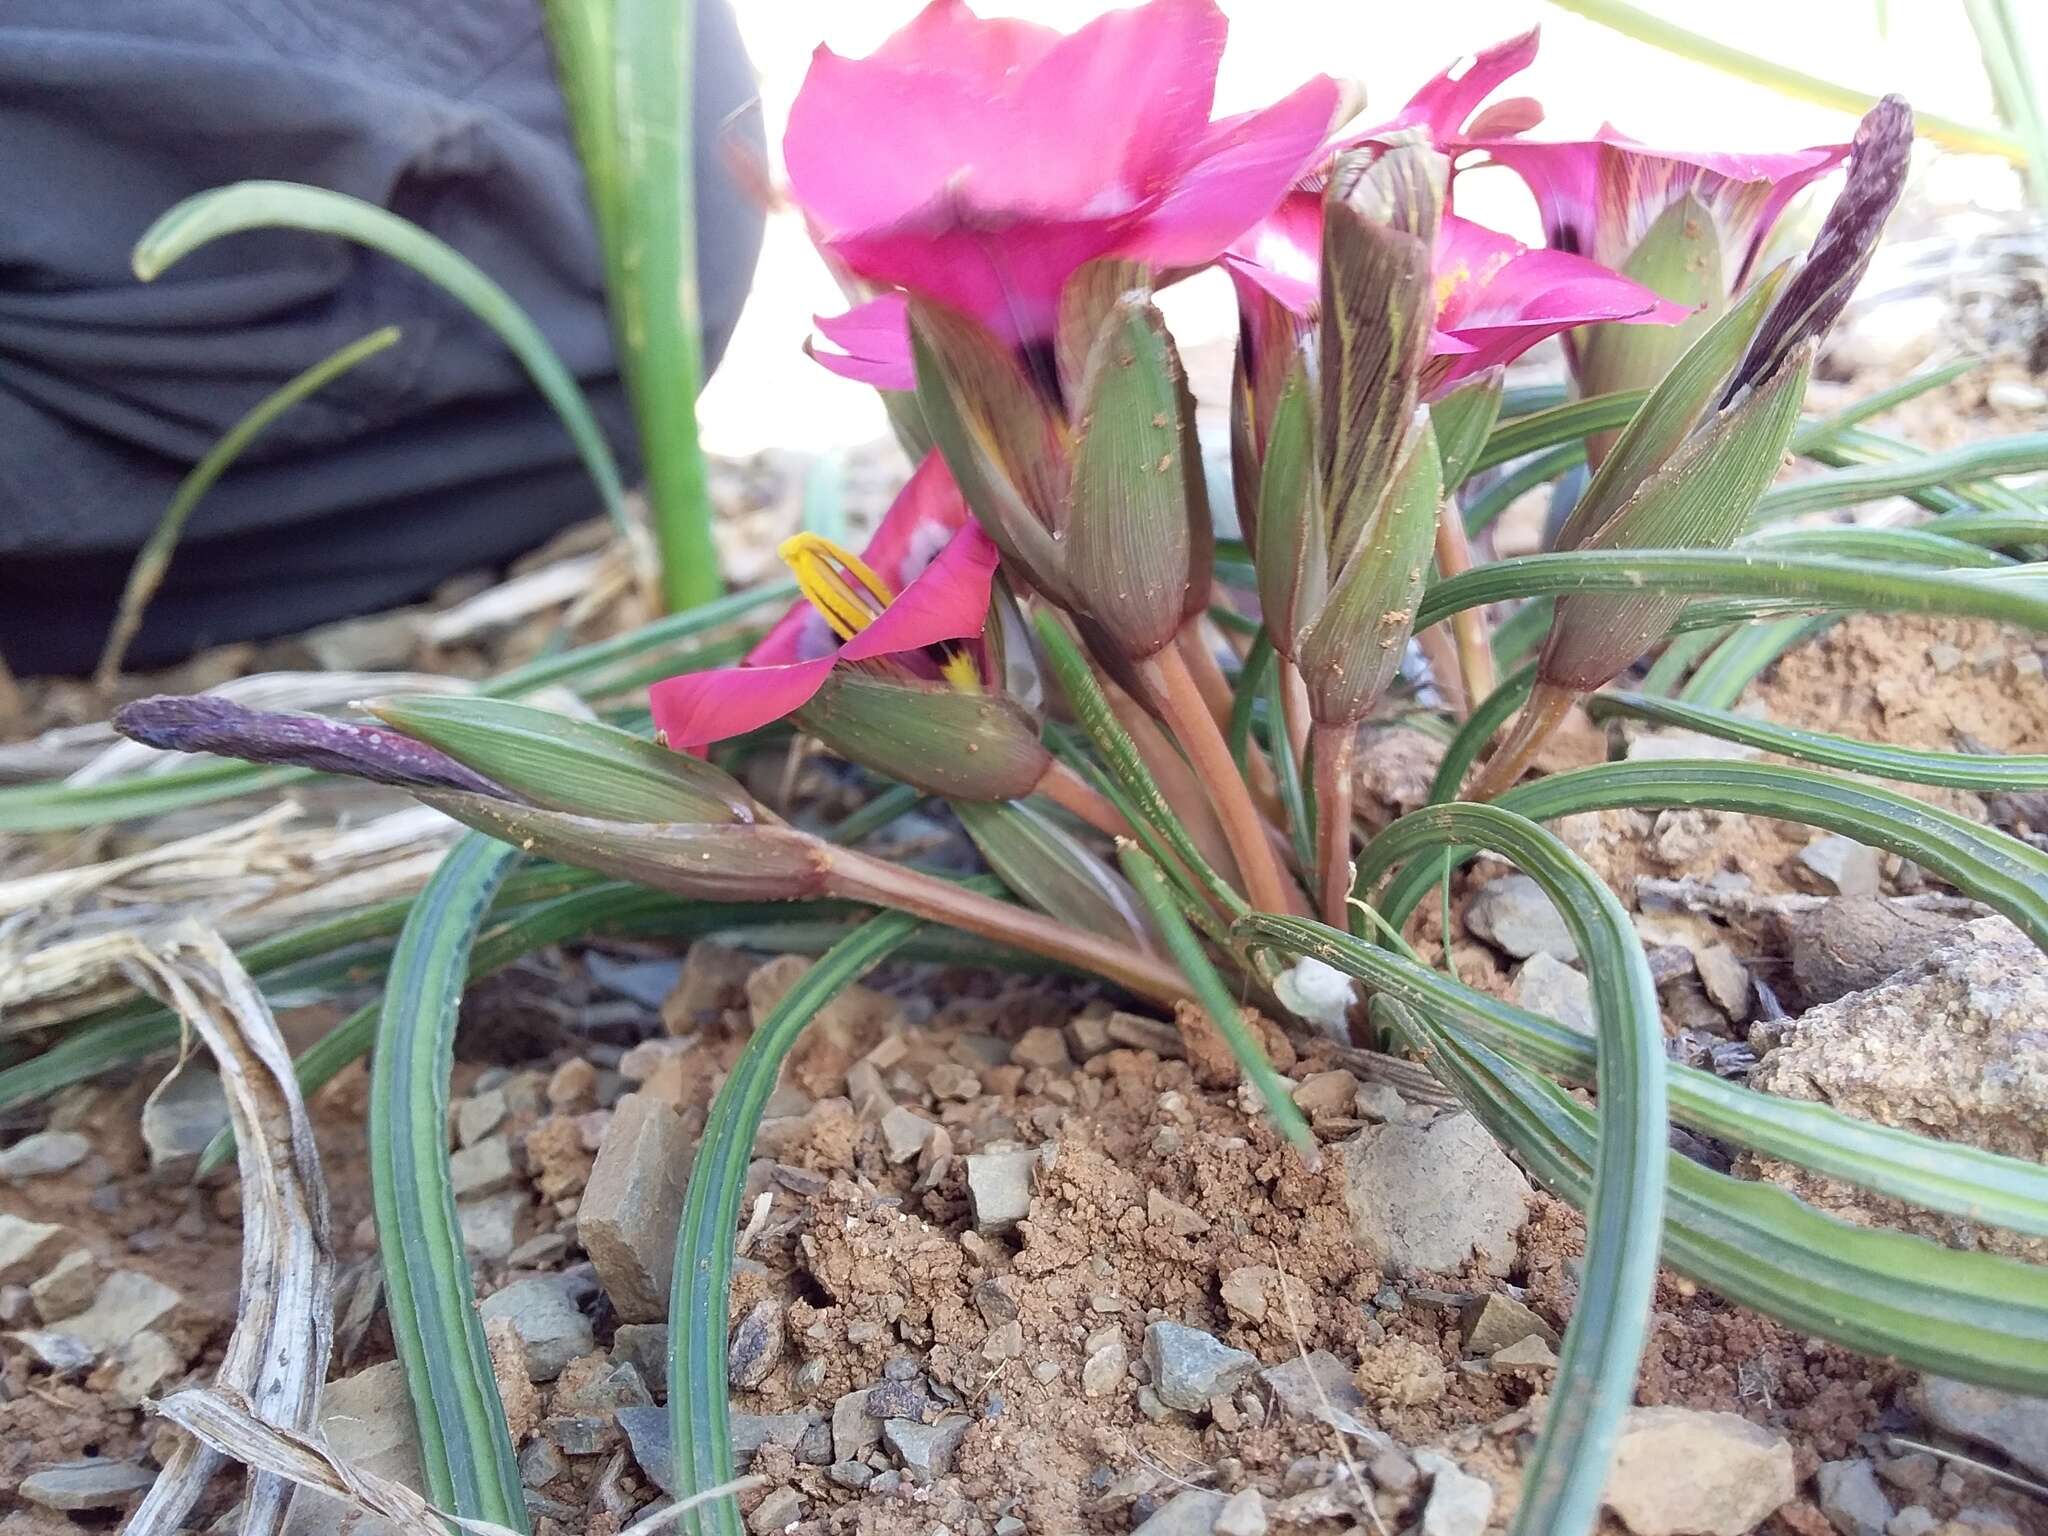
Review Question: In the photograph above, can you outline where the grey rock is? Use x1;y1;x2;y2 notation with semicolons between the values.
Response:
140;1067;229;1168
828;1460;874;1489
1467;874;1579;961
864;1377;928;1419
1816;1458;1892;1536
30;1250;98;1323
1748;919;2048;1264
1784;897;1965;1009
1340;1113;1531;1277
965;1148;1039;1233
1510;952;1594;1034
832;1387;882;1461
0;1130;90;1181
884;1414;972;1480
618;1405;677;1496
1490;1335;1558;1371
457;1088;508;1148
304;608;424;670
61;1267;179;1355
448;1135;516;1199
547;1414;613;1456
1082;1338;1127;1396
1461;1294;1558;1355
1354;1082;1407;1122
520;1438;566;1488
1416;1450;1493;1536
579;1093;691;1322
1144;1320;1257;1412
1914;1376;2048;1479
478;1275;592;1382
1258;1350;1384;1446
1132;1488;1228;1536
584;952;684;1010
108;1330;185;1407
749;1487;803;1534
1696;944;1753;1021
0;1215;67;1284
8;1329;95;1371
880;1105;936;1165
1798;834;1882;896
1887;1508;1937;1536
19;1458;156;1511
1215;1488;1268;1536
663;940;754;1035
974;1275;1020;1326
552;1358;654;1417
730;1412;820;1461
1626;728;1763;763
613;1322;668;1390
284;1361;421;1536
728;1298;784;1390
1603;1406;1794;1536
458;1193;526;1264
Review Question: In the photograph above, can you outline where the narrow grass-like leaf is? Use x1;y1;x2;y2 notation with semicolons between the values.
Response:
1416;551;2048;634
1545;0;2027;164
1472;391;1648;475
1226;629;1277;772
1374;760;2048;948
368;834;528;1530
1789;359;1983;453
1429;660;1536;806
1927;509;2048;551
133;182;629;538
1754;434;2048;522
824;782;924;847
1741;524;2012;570
1348;805;1664;1536
1592;690;2048;786
1490;596;1556;670
1432;371;1506;494
955;798;1158;954
1676;615;1837;707
1639;625;1728;696
1034;611;1244;917
96;327;402;688
1462;442;1585;537
1118;845;1310;1157
486;580;796;699
1240;913;2048;1239
369;696;754;823
1265;662;1317;874
672;907;930;1535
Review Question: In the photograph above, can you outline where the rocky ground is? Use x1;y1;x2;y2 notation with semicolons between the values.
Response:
4;611;2048;1536
6;260;2048;1536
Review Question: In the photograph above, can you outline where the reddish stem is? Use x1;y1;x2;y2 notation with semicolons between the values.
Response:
1467;680;1579;802
1143;644;1298;917
1310;722;1358;929
1036;760;1133;840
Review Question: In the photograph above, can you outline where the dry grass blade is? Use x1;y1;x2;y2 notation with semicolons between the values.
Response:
153;1387;760;1536
111;923;335;1536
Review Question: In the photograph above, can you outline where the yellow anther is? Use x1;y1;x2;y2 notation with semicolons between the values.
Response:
939;648;983;693
781;532;896;643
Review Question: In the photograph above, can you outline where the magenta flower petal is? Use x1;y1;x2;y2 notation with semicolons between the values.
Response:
809;296;916;391
787;0;1331;356
651;657;837;751
1481;131;1849;283
840;522;1000;663
1429;215;1690;389
1221;189;1322;316
871;0;1060;84
1381;29;1540;142
747;453;973;670
1128;75;1341;269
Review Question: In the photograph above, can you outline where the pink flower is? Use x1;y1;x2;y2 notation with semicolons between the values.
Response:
1479;129;1849;292
651;454;997;750
788;0;1337;375
1222;203;1686;397
1352;28;1544;148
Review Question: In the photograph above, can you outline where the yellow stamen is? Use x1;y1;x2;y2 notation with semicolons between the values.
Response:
940;649;983;693
781;531;896;642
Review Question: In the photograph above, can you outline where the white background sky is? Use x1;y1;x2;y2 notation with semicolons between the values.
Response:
697;0;2031;453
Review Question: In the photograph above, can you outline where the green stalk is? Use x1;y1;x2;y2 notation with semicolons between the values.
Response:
1546;0;2028;164
613;0;722;610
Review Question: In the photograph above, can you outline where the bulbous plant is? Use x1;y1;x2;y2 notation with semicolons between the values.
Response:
73;10;2048;1536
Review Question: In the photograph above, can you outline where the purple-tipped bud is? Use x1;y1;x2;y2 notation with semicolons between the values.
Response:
1723;94;1913;404
112;695;514;799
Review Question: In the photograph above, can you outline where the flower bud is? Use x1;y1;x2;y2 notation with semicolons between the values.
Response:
792;670;1052;802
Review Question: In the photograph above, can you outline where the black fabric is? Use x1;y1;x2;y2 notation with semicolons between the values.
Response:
0;0;764;676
